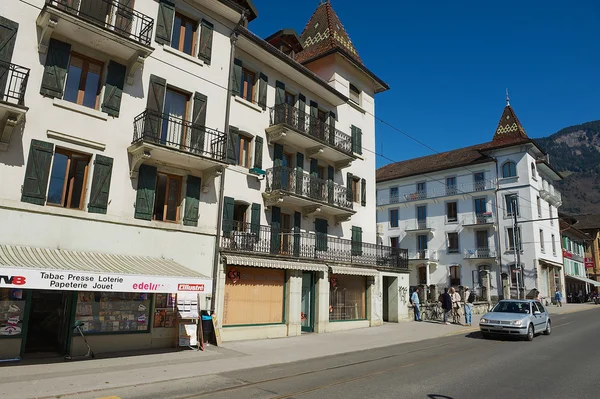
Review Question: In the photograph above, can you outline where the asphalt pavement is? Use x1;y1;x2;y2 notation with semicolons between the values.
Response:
63;307;599;399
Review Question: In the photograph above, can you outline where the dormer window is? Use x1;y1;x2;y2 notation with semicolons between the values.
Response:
502;161;517;178
349;83;360;104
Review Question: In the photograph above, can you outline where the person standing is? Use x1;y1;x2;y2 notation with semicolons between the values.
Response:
554;288;563;307
411;287;422;322
441;288;453;325
464;287;474;326
450;287;462;324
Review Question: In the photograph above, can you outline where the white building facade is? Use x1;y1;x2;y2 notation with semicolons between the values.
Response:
376;103;565;305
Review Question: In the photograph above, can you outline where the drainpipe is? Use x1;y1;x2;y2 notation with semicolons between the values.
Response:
210;12;246;313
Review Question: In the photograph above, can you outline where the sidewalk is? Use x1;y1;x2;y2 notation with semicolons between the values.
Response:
0;303;595;399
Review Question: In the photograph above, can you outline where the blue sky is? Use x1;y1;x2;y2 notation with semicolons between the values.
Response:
249;0;600;168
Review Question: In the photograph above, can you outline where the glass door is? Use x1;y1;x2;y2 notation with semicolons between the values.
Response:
301;272;314;332
162;89;188;148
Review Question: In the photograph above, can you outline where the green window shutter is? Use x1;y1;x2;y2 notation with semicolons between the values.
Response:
328;111;336;146
270;206;281;254
351;226;363;256
293;211;301;256
231;58;242;96
134;164;157;221
327;165;334;204
251;203;261;235
309;101;319;137
226;126;239;164
361;178;366;206
273;143;283;166
356;127;363;155
155;0;175;45
183;176;201;227
309;158;319;199
253;136;263;169
114;0;134;33
295;152;304;194
40;39;71;98
351;125;357;153
190;92;207;154
346;172;353;202
145;75;166;139
198;19;214;64
101;61;126;117
310;158;318;176
222;196;235;236
87;155;113;214
315;218;328;251
21;139;54;205
0;16;19;96
273;80;285;124
297;93;306;131
258;73;268;110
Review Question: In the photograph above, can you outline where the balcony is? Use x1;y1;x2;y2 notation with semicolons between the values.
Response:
463;248;497;260
220;221;409;270
128;109;227;178
0;62;29;151
265;104;356;168
404;220;434;233
37;0;154;84
408;249;438;262
540;181;562;207
461;212;496;227
264;166;355;222
376;179;496;206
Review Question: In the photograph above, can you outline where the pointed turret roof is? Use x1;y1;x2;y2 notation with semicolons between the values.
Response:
492;101;529;145
296;1;362;65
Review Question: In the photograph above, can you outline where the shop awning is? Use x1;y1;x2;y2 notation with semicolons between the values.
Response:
565;274;600;287
329;265;379;277
0;245;212;294
223;255;328;272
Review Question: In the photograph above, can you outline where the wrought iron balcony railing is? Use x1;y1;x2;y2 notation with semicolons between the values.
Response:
377;179;497;206
133;109;227;162
269;103;353;156
220;220;409;269
47;0;154;46
463;248;497;259
462;212;496;226
266;166;353;210
0;61;29;107
407;249;438;261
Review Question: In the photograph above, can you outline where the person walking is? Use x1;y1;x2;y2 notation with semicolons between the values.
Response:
411;287;422;322
464;287;474;326
554;288;563;307
450;287;462;325
441;288;453;325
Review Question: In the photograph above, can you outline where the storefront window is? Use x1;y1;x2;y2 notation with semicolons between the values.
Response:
75;292;151;333
153;293;178;328
0;288;26;337
329;275;367;321
223;266;285;326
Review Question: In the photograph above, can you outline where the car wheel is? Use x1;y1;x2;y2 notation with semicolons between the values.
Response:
526;324;534;341
544;320;551;335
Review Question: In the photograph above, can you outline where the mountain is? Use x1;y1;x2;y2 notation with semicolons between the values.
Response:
536;120;600;214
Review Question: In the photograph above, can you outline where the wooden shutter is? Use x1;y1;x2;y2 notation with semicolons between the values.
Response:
351;125;357;153
310;158;319;199
251;203;261;235
356;127;363;155
231;58;242;96
309;101;319;138
258;73;268;110
183;175;201;226
327;165;334;204
295;152;304;195
115;0;135;34
0;16;19;97
190;92;207;154
273;143;283;167
293;211;301;256
346;172;353;202
226;126;239;164
315;218;328;251
145;75;166;139
155;0;174;45
270;206;281;254
273;80;285;124
21;139;54;205
328;111;336;145
198;19;214;64
297;93;306;131
352;226;363;256
310;158;318;176
361;178;366;206
101;61;127;117
40;39;71;98
253;136;263;169
222;196;235;235
87;155;113;214
134;164;157;220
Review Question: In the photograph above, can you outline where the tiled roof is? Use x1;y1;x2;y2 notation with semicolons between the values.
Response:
492;104;528;144
296;1;362;65
573;214;600;230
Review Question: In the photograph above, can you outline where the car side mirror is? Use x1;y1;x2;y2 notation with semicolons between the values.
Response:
533;311;541;315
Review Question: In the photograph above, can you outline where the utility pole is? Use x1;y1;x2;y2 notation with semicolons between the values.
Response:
512;196;521;300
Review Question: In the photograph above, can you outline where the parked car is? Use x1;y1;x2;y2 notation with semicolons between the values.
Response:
479;300;551;341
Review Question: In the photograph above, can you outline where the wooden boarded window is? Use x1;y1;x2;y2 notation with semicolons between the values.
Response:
223;266;285;326
329;275;366;321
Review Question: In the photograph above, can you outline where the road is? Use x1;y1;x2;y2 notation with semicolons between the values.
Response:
78;309;598;399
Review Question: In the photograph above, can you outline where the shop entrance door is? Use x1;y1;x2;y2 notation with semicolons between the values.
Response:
25;290;72;355
301;272;315;332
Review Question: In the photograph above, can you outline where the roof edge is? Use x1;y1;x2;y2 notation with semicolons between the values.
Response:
376;157;494;183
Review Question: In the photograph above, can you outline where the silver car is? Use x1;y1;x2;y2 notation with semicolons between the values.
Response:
479;300;551;341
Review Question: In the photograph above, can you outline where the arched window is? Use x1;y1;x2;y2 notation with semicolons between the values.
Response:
502;161;517;178
531;162;536;178
449;265;461;286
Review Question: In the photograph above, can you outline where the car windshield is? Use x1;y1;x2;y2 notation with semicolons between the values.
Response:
491;301;530;314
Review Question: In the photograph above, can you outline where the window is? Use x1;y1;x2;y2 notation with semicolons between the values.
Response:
474;172;485;191
153;173;182;222
161;87;190;145
352;177;360;203
450;265;460;286
474;197;487;216
349;83;360;104
417;206;427;228
240;67;255;102
417;234;428;255
75;292;151;333
446;202;458;223
329;275;366;321
233;202;248;228
531;162;537;180
540;229;545;253
237;135;252;167
389;208;399;228
418;266;427;284
508;227;522;251
505;194;519;217
416;182;426;195
502;161;517;178
537;196;542;218
0;288;26;337
63;53;103;109
390;187;399;203
47;149;91;209
446;176;457;195
448;233;459;253
171;13;197;55
390;237;399;248
549;205;553;225
552;234;556;255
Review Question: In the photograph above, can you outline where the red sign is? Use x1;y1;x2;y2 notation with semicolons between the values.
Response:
585;258;595;269
562;249;573;259
177;283;205;292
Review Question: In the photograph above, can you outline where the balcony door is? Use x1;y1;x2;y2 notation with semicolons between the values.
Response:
161;88;189;148
280;213;292;254
417;234;428;258
417;205;427;229
476;230;489;257
284;92;295;125
280;152;293;191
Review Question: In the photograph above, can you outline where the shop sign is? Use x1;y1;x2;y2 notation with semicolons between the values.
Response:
0;267;212;294
585;258;595;269
562;249;573;259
